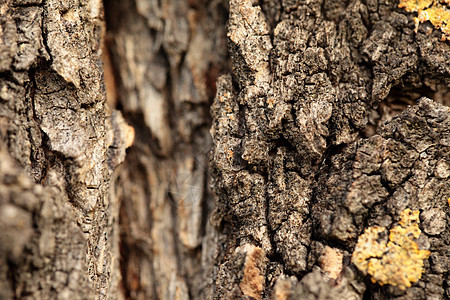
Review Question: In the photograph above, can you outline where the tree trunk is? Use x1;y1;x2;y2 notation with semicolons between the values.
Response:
0;0;130;299
102;0;228;298
209;0;449;299
1;0;449;300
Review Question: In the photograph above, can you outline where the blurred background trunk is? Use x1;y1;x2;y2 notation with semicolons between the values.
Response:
103;0;229;298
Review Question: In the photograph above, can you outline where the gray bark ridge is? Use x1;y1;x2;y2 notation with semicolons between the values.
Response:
0;0;131;299
210;0;449;299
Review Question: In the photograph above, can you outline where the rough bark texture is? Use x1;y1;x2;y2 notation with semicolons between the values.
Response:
0;0;131;299
1;0;449;299
210;0;449;299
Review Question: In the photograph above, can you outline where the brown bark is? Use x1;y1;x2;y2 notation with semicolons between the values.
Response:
1;0;449;300
0;0;130;299
103;0;228;299
210;1;449;299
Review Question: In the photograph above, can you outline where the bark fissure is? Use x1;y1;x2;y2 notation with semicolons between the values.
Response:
1;0;449;299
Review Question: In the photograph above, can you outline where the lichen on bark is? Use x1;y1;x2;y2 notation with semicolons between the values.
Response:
352;209;431;290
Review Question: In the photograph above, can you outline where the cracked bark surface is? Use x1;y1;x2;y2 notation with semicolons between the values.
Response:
0;0;130;299
0;0;449;299
210;0;449;299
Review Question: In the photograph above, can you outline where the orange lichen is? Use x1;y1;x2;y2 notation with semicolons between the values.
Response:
352;209;430;290
398;0;450;41
227;149;234;161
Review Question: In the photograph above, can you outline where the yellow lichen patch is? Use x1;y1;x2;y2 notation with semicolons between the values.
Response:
352;209;430;290
399;0;434;11
398;208;420;228
398;0;450;41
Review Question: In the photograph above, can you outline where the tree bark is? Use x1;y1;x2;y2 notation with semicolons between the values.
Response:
0;0;449;300
209;1;449;299
0;0;130;299
103;0;229;299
